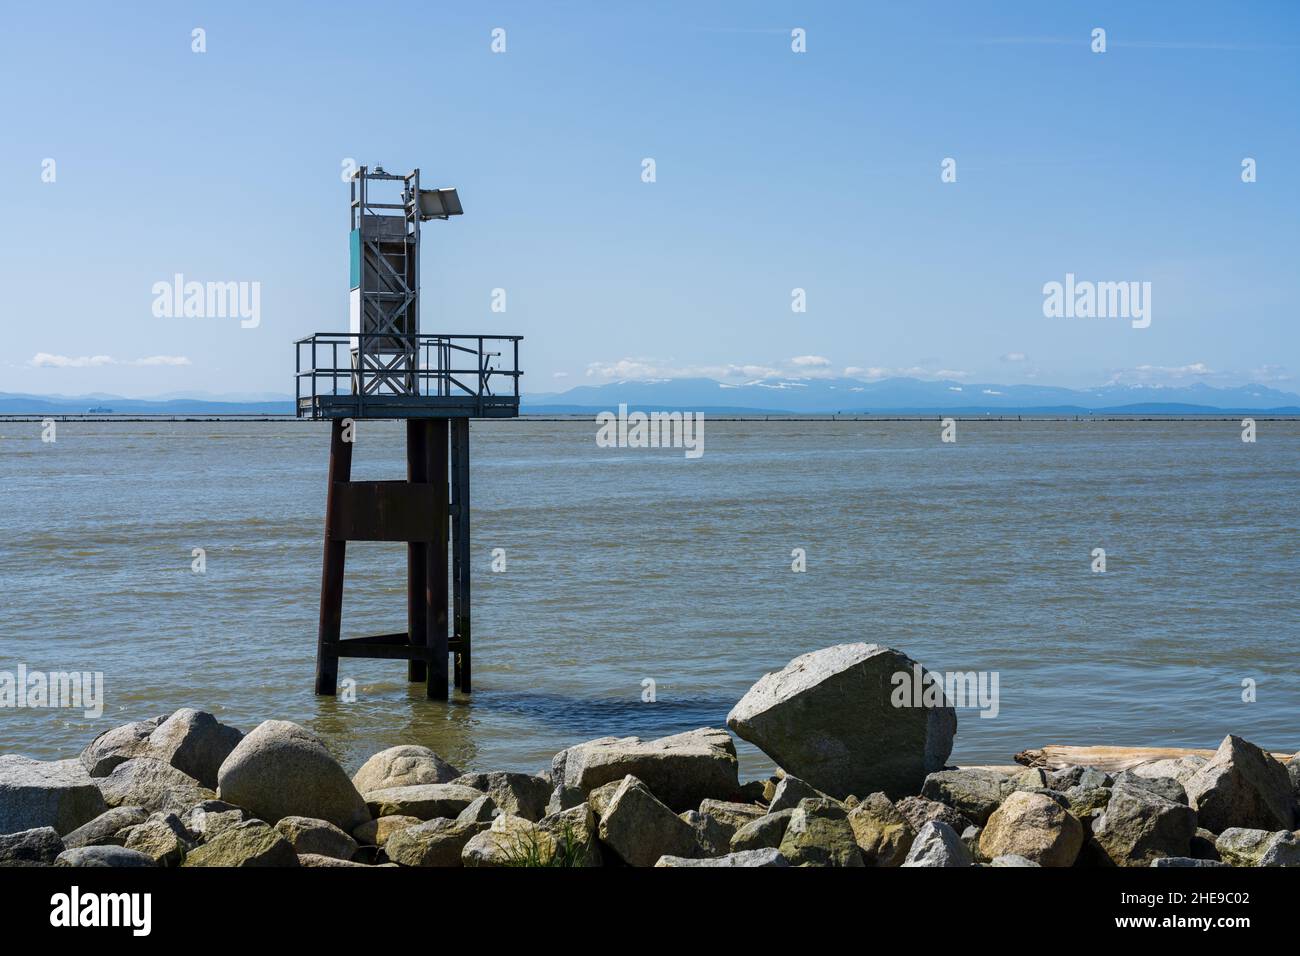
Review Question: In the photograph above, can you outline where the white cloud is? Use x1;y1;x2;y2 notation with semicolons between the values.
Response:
790;355;831;367
1000;352;1027;362
29;353;191;368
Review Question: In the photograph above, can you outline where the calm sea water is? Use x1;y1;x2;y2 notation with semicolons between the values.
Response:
1;418;1297;779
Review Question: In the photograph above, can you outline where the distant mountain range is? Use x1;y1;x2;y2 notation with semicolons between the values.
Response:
523;377;1300;415
3;378;1298;415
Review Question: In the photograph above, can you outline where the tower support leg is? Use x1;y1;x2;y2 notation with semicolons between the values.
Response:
427;419;450;699
315;417;354;695
451;417;471;691
406;420;429;682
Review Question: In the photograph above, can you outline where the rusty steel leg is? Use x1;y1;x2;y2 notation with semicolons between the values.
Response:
315;418;354;695
426;419;450;700
451;418;471;692
406;420;429;682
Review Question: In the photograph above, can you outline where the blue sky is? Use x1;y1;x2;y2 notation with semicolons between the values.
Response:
2;1;1297;397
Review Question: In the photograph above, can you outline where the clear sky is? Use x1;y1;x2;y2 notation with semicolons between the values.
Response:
2;1;1297;397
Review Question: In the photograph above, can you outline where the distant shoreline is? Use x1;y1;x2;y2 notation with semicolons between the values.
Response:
3;414;1298;424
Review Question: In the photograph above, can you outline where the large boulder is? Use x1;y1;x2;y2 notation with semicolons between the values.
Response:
921;769;1012;825
655;848;789;867
679;810;732;858
353;815;421;848
79;711;241;789
94;758;214;814
1129;755;1207;788
62;806;150;848
1091;782;1197;866
385;818;487;867
895;795;975;834
778;798;864;867
122;812;192;866
978;791;1083;867
274;816;359;861
1185;735;1294;833
351;745;461;793
362;784;481;821
181;820;299;867
56;845;157;867
552;729;739;812
79;716;166;776
901;820;972;867
0;827;65;866
597;775;699;867
1215;828;1300;867
1113;771;1186;805
451;772;551;822
729;809;794;852
768;775;831;813
0;755;108;835
847;792;915;866
217;720;369;831
727;644;956;799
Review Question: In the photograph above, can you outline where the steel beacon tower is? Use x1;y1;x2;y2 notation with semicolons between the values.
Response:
295;165;522;699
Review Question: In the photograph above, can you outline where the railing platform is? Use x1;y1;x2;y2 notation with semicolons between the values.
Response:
299;393;520;419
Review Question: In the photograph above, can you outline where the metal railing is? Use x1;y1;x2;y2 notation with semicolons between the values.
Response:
295;332;522;418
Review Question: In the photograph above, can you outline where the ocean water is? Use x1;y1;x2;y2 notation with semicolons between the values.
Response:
0;418;1297;779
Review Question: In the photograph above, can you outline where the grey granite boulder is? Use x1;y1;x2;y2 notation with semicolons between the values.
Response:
989;854;1041;867
1215;827;1300;867
1129;755;1206;788
921;768;1013;825
56;845;157;867
1091;782;1197;866
352;814;421;847
901;820;972;867
274;816;359;861
1114;770;1187;805
141;708;243;789
597;775;699;867
768;775;831;813
847;792;915;866
62;806;149;848
181;819;298;867
978;791;1083;867
729;808;794;852
385;818;487;867
728;644;956;800
217;720;369;831
79;716;166;776
0;826;64;866
94;758;214;814
655;848;789;867
778;798;864;867
1185;735;1295;833
451;772;551;822
0;755;108;835
895;795;975;835
122;812;192;866
351;745;461;793
362;783;481;821
552;728;740;812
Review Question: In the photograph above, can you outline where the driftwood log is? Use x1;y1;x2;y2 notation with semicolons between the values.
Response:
1013;745;1294;772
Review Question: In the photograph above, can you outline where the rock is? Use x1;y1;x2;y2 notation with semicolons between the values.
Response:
978;791;1083;867
698;799;767;833
298;853;370;867
901;821;972;867
0;754;109;835
736;780;768;804
895;795;975;835
0;827;65;866
1091;782;1197;866
1046;766;1111;791
990;854;1041;867
538;804;602;867
218;720;369;831
274;816;359;861
1064;786;1112;820
921;768;1012;825
353;815;421;847
1288;754;1300;798
679;810;731;858
727;643;956;800
56;845;157;867
142;708;243;789
729;809;794;852
962;825;984;861
777;798;864;867
847;792;914;866
95;758;214;814
1185;735;1295;833
79;716;166;776
545;785;586;815
1215;828;1300;867
768;775;830;813
1130;755;1207;788
1113;770;1187;805
451;772;551;822
385;818;487;867
586;780;624;817
63;806;149;848
1191;827;1220;861
597;775;699;867
180;802;248;842
655;848;789;867
351;745;461;793
182;820;299;867
363;784;482;821
122;812;191;866
552;728;740;812
1150;857;1229;867
462;814;552;867
455;795;498;825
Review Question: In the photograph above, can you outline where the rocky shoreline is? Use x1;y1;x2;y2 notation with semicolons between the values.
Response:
2;644;1297;868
